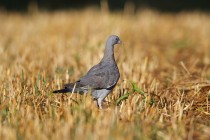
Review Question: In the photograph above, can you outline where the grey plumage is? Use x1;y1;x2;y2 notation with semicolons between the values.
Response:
53;35;121;109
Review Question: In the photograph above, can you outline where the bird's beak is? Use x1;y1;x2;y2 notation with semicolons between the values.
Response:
117;40;122;44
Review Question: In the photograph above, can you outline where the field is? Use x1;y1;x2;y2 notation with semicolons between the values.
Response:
0;8;210;140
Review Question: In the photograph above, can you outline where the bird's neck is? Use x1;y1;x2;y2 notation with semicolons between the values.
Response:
101;45;115;62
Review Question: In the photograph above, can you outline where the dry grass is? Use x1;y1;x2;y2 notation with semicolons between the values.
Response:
0;9;210;140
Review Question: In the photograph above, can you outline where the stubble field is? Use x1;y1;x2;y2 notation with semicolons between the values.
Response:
0;9;210;140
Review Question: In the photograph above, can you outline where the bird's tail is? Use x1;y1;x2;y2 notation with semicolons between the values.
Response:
53;88;71;93
53;88;84;94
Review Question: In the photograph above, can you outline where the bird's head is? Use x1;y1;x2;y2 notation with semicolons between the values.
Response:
107;35;121;46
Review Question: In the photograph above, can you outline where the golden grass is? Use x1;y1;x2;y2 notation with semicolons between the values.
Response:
0;9;210;140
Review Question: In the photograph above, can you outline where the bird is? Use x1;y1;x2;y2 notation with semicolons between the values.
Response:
53;35;121;109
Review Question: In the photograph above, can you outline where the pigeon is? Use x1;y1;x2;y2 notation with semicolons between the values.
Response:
53;35;121;109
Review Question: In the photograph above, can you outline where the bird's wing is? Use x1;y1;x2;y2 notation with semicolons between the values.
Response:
78;62;120;89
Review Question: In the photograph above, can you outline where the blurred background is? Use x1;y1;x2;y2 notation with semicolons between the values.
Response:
0;0;210;12
0;0;210;140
